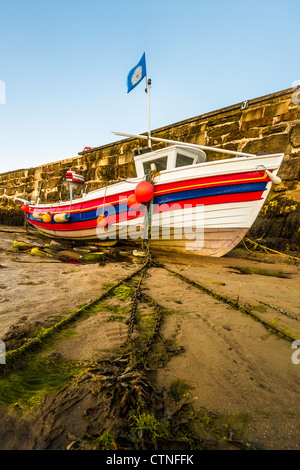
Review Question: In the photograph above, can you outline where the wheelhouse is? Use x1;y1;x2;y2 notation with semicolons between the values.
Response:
134;145;207;178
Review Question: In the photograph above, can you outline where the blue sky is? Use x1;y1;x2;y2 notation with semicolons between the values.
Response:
0;0;299;173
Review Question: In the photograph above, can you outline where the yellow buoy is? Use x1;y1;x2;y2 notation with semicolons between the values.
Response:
42;212;52;223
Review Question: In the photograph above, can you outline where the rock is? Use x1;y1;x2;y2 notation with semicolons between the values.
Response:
42;248;63;259
72;247;91;253
133;250;146;257
8;241;35;252
79;252;106;263
58;250;82;260
30;247;48;257
49;240;72;250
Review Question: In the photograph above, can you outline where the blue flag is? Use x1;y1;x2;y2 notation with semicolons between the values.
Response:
127;53;147;93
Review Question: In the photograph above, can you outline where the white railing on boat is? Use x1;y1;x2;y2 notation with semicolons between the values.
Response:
112;131;256;158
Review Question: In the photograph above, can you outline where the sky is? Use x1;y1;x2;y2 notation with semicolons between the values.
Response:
0;0;299;173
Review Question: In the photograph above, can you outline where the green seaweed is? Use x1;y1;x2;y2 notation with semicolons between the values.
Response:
113;284;134;300
130;411;172;440
0;356;81;408
84;431;117;450
18;281;46;285
170;379;194;403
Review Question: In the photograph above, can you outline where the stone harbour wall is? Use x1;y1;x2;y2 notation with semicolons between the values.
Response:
0;87;299;251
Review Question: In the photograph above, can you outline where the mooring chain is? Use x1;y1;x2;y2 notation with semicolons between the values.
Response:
127;286;140;340
140;292;164;351
260;301;300;321
154;261;297;342
120;253;167;364
126;260;151;342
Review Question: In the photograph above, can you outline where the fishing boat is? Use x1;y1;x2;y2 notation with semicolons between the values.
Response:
18;55;284;256
19;132;284;257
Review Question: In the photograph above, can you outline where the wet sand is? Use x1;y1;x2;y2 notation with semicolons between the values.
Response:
0;226;299;450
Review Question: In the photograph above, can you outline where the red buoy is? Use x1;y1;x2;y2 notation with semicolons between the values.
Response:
127;193;142;209
135;181;154;203
21;204;29;213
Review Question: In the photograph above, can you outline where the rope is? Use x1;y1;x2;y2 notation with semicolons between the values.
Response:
244;237;300;262
141;169;155;257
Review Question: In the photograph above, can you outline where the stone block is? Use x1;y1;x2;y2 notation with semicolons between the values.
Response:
46;178;62;190
263;100;290;118
273;108;300;123
223;128;260;144
290;124;300;147
83;168;96;181
241;133;289;155
46;191;59;202
86;152;96;163
187;133;206;145
206;143;239;162
262;124;287;137
278;157;300;181
5;187;16;196
207;121;239;138
207;136;223;146
240;117;273;131
188;122;207;135
98;158;109;167
118;155;127;165
290;150;300;159
206;110;242;127
241;107;264;122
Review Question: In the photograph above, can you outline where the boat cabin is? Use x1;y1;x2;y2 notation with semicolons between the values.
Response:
134;145;207;178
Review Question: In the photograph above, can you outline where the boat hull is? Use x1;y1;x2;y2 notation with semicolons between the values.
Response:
26;153;284;257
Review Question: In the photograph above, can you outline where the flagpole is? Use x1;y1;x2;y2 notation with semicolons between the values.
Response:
146;76;151;149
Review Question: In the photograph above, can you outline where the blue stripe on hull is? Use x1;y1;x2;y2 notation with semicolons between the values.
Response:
154;182;267;205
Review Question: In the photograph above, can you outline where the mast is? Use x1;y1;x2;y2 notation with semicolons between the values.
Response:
145;77;152;149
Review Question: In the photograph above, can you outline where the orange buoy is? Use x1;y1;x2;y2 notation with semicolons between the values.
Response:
97;214;105;222
97;214;108;227
135;181;154;203
127;193;142;209
42;213;52;223
21;204;29;213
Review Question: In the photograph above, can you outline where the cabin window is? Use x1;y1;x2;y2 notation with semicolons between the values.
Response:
175;153;194;167
143;156;168;173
